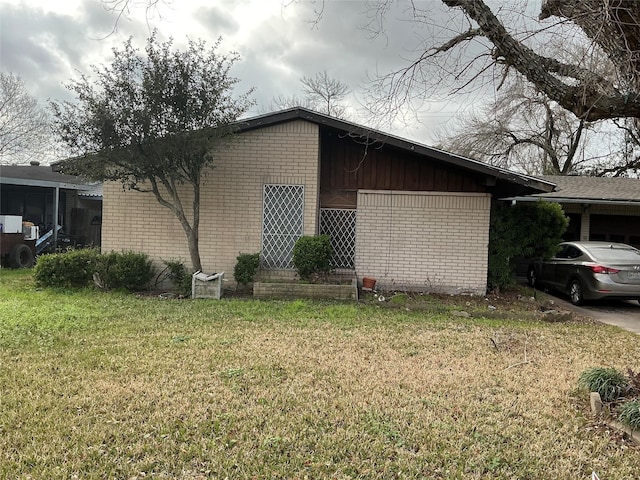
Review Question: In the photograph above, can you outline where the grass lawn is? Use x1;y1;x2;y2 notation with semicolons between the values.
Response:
1;269;639;479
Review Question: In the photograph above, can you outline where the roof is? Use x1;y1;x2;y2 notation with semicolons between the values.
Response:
0;164;98;191
237;108;555;196
517;175;640;206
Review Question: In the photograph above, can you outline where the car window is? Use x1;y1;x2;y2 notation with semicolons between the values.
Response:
555;245;582;259
564;246;583;259
589;247;640;263
554;245;568;258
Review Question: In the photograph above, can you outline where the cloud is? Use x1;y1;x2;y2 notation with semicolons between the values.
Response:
0;0;473;144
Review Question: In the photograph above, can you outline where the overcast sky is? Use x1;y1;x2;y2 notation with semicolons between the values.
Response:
0;0;544;147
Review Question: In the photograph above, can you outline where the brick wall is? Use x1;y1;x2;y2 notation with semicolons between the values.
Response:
102;120;320;280
355;190;491;294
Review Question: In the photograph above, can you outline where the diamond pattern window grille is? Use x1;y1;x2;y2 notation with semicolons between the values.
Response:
320;208;357;269
262;184;304;269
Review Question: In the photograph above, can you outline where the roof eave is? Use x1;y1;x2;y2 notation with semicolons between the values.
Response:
504;195;640;207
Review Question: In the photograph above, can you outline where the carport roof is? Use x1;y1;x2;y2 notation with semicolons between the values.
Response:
0;163;98;191
517;175;640;206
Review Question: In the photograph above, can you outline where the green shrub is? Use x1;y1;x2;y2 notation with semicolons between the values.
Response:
234;252;260;286
34;249;154;291
488;201;568;290
292;235;332;280
578;367;629;402
34;248;102;288
161;258;192;296
98;251;155;291
619;400;640;431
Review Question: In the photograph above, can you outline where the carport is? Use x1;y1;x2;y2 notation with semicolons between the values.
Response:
0;162;102;251
508;175;640;249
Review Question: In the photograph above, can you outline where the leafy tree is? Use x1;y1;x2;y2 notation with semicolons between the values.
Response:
488;202;568;290
0;72;51;165
51;32;253;271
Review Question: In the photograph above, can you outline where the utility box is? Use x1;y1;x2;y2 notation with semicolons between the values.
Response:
0;215;23;234
191;271;224;299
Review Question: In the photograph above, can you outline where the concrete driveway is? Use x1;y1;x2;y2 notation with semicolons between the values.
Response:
547;295;640;334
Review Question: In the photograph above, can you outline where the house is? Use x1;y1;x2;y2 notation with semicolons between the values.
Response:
100;108;554;294
0;162;102;249
510;175;640;249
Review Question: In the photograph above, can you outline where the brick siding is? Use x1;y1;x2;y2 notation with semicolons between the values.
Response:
101;120;320;279
355;190;491;294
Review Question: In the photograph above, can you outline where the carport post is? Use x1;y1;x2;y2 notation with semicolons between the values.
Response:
53;186;59;250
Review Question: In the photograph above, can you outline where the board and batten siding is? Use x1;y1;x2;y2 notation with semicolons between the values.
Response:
355;190;491;294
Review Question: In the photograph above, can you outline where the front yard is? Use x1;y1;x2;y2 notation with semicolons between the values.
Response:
1;269;639;479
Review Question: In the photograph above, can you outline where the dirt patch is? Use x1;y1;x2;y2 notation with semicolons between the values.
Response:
360;285;596;324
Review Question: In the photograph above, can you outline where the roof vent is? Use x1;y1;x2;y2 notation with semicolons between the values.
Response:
30;160;40;166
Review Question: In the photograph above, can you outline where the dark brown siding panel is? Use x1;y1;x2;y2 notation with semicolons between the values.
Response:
319;191;357;209
433;168;448;191
404;157;421;190
319;127;486;205
419;163;435;190
448;172;463;191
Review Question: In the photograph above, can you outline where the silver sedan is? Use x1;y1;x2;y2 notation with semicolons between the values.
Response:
527;241;640;305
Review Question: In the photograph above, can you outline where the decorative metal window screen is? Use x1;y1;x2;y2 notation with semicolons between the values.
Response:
320;208;357;269
261;184;304;269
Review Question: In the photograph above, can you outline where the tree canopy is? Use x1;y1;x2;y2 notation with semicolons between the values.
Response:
52;32;253;271
270;71;351;119
0;72;51;165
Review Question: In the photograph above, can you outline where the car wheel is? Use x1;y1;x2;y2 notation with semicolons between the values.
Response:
569;279;585;306
527;267;538;288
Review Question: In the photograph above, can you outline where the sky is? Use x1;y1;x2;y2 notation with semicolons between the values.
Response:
0;0;562;154
0;0;492;148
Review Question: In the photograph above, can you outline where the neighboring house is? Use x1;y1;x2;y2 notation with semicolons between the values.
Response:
511;175;640;249
100;108;553;294
0;162;102;249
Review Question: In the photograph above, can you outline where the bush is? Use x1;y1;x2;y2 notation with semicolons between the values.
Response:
619;400;640;431
488;201;568;290
292;235;332;280
98;251;155;291
234;252;260;286
578;367;629;402
161;258;192;296
34;248;102;288
34;249;154;291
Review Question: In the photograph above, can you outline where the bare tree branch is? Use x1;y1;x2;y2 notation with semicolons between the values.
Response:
0;73;52;165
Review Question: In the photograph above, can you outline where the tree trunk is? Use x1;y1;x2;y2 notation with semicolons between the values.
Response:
189;181;202;272
148;177;203;273
185;227;202;273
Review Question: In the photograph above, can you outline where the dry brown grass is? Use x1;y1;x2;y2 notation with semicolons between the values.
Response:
1;270;639;479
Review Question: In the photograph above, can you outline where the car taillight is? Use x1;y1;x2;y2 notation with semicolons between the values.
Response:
589;265;620;274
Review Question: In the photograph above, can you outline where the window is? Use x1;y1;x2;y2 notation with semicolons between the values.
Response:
261;185;304;269
556;245;582;259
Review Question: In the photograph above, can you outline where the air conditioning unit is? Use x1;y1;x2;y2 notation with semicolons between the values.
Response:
23;225;40;240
